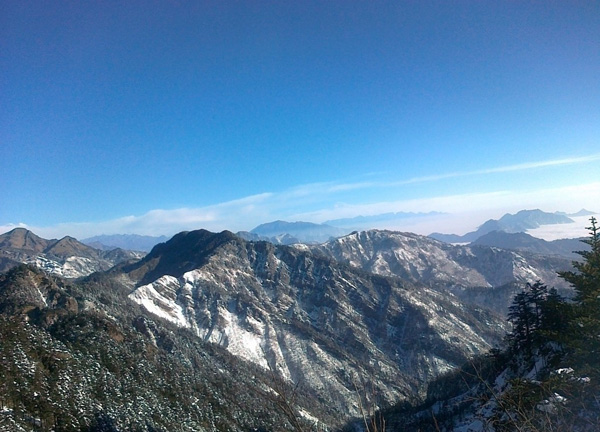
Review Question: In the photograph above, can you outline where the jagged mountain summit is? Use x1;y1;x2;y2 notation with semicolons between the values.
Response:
246;220;350;244
559;208;596;217
0;228;144;277
430;209;575;243
124;229;506;419
306;229;574;316
82;233;170;252
0;227;48;252
309;230;572;291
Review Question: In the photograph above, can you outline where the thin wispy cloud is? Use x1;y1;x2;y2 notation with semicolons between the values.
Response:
291;182;600;222
1;156;598;239
327;153;600;191
468;153;600;175
4;3;598;246
266;154;600;199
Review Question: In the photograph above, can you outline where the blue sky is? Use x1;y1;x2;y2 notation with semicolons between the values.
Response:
1;1;599;239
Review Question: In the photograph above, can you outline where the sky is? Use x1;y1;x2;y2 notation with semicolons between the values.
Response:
1;1;599;240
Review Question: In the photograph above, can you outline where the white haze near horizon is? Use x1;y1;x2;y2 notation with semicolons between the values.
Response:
341;212;599;241
526;214;599;241
1;181;598;242
2;155;598;240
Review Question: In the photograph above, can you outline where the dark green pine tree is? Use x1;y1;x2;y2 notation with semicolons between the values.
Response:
559;216;600;378
561;216;600;304
507;280;563;353
538;287;569;343
507;288;538;354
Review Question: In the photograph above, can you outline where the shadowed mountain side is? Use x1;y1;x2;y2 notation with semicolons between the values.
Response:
124;229;241;285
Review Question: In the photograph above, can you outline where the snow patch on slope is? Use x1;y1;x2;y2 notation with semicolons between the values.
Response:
129;268;271;369
205;306;267;368
28;255;99;278
129;275;190;328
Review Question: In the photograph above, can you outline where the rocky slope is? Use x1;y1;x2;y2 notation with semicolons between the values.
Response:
0;264;338;431
308;230;574;315
124;229;506;419
378;226;600;432
309;230;574;288
0;228;144;278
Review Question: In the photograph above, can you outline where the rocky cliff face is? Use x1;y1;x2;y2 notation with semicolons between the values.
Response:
126;230;506;416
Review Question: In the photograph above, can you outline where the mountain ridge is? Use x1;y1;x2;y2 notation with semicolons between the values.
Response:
309;229;572;292
306;229;574;317
82;233;170;252
0;228;144;277
472;230;587;259
0;224;586;430
430;209;575;243
123;228;507;418
249;220;349;244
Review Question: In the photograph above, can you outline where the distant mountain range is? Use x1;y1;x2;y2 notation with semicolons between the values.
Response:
324;211;444;229
237;220;350;244
471;230;587;260
557;208;596;217
70;209;594;253
0;228;144;277
82;233;170;252
2;208;588;279
429;209;587;243
239;209;593;248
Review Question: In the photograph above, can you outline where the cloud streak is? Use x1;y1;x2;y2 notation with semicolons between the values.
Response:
323;153;600;191
1;155;598;239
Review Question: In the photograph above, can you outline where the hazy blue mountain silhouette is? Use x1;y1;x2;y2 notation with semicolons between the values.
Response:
429;209;574;243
